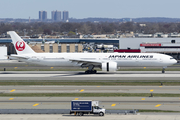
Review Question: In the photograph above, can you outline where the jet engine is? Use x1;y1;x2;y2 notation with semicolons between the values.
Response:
101;62;117;72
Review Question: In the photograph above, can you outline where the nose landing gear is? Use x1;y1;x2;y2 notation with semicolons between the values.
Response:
162;68;165;73
162;67;167;73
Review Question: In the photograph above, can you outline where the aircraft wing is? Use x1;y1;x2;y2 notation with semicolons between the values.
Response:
69;58;102;66
9;55;29;61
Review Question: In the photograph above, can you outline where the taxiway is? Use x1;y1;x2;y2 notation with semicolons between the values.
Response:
1;97;180;111
1;85;180;93
0;71;180;80
1;114;180;120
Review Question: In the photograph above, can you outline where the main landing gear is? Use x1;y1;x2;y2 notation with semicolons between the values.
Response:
85;65;97;74
85;70;97;74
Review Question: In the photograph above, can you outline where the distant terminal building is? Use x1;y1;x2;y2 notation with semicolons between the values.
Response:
0;42;83;55
0;46;7;60
63;11;69;22
117;38;180;59
52;10;61;21
29;43;83;53
2;37;180;59
0;38;119;55
39;11;47;21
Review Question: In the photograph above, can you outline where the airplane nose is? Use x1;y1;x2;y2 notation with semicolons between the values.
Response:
174;59;178;64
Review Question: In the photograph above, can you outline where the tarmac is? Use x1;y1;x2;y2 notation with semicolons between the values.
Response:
1;85;180;93
0;97;180;111
1;71;180;80
0;61;180;118
1;114;180;120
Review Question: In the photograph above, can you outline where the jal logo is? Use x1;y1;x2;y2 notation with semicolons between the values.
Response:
15;41;25;51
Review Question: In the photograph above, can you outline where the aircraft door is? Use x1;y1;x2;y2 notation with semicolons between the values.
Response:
135;58;140;66
99;56;102;61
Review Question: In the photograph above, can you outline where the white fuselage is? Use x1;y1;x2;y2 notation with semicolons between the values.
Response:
12;52;177;68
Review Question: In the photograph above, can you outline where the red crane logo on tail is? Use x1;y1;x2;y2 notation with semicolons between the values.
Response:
15;41;25;51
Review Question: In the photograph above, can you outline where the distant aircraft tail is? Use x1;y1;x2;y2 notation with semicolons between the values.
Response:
7;31;35;55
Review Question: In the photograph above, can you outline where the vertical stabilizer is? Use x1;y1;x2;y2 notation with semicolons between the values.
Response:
7;31;35;55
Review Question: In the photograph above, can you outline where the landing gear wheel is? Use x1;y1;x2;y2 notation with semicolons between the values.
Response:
85;70;97;74
85;70;90;74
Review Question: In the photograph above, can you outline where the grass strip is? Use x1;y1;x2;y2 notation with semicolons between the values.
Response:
0;93;180;97
0;80;180;86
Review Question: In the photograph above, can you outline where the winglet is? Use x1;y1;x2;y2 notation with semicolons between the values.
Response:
7;31;35;55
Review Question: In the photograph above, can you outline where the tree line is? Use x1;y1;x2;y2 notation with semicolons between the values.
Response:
1;22;180;36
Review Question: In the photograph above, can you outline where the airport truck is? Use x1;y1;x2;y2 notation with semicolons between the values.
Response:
70;100;105;116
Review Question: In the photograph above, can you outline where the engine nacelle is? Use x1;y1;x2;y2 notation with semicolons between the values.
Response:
102;62;117;72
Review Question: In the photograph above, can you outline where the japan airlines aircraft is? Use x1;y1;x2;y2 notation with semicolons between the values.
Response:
8;31;177;73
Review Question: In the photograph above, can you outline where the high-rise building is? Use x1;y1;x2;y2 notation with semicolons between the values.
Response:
63;11;69;21
51;11;55;21
42;11;47;21
39;11;47;21
39;11;43;21
52;10;61;21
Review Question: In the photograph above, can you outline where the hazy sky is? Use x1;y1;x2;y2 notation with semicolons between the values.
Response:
1;0;180;19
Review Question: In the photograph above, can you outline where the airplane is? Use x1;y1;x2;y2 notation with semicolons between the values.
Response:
8;31;177;74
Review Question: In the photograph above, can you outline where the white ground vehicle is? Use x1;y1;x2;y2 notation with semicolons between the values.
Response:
70;100;105;116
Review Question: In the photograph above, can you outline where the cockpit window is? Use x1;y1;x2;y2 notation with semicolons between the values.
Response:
170;58;174;59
